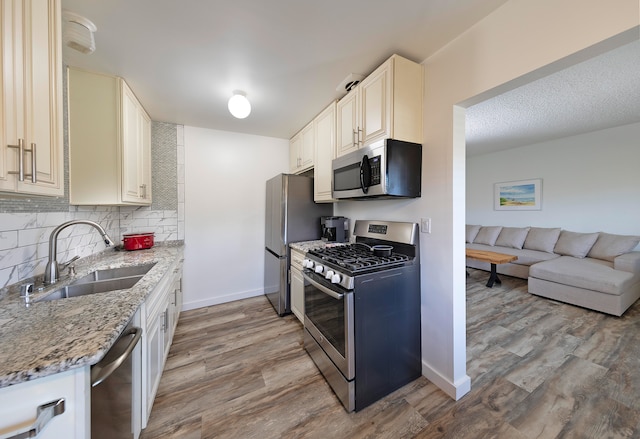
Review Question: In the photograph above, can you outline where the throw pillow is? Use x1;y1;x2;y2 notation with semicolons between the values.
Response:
587;232;640;262
466;225;481;243
473;226;502;246
523;227;561;253
495;227;531;249
554;231;599;258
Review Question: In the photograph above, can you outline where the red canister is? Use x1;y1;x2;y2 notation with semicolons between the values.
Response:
122;233;155;251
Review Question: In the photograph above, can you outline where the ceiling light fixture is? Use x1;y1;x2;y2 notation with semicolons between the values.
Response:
228;91;251;119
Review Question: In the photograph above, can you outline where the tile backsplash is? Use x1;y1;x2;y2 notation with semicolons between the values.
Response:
0;123;185;289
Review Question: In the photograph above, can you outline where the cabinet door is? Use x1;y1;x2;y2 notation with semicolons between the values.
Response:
336;89;359;157
313;101;336;202
145;308;164;420
171;273;182;333
360;60;392;146
0;367;89;439
1;0;63;196
290;267;305;322
122;83;142;202
299;122;314;170
138;109;152;203
289;132;302;172
0;0;22;192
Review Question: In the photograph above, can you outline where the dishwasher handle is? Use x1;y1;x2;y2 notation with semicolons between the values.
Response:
91;327;142;387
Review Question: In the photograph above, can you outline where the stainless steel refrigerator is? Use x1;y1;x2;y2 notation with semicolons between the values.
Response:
264;174;332;316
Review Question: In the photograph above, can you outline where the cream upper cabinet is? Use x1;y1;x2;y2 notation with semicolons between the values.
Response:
336;54;423;157
0;0;64;196
68;67;152;205
336;90;359;157
313;101;336;203
289;121;314;174
121;82;152;203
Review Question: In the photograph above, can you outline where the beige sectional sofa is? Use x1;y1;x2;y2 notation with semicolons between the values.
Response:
466;225;640;316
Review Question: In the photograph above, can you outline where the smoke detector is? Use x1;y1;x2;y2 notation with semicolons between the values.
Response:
336;73;364;94
62;11;97;54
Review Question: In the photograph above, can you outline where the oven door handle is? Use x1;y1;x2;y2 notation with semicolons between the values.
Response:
303;272;344;300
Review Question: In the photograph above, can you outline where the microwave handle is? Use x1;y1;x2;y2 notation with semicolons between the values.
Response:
359;155;371;193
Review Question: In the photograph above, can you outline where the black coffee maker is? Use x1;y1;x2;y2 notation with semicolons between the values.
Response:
321;216;349;243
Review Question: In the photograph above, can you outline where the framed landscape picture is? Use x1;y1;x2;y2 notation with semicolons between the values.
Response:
494;179;542;210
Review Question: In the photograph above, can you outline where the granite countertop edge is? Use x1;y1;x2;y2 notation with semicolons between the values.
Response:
0;243;184;389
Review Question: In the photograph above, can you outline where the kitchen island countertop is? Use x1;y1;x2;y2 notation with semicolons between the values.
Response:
0;243;184;389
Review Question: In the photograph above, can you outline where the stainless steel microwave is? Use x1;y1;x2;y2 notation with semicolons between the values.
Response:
332;138;422;199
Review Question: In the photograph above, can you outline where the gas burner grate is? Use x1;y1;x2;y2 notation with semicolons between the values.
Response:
309;245;410;274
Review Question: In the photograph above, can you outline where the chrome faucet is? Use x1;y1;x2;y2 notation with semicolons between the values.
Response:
44;220;115;285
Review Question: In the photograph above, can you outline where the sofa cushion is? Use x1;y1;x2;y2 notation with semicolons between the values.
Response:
466;225;481;243
554;231;599;258
530;256;638;296
587;233;640;262
473;226;502;246
495;227;530;249
523;227;561;253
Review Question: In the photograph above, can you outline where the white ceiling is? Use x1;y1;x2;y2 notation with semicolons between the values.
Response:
60;1;640;154
60;0;509;139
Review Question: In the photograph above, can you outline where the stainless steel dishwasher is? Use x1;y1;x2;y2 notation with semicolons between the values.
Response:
91;318;142;439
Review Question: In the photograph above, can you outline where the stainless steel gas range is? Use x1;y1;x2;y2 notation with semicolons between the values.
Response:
302;220;421;412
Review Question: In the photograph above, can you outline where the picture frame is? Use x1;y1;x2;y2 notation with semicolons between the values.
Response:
494;179;542;210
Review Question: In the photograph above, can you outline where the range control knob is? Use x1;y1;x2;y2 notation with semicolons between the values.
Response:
302;259;312;268
325;270;334;280
314;265;324;274
331;273;341;284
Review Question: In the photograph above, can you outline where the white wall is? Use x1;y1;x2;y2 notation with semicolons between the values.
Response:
467;122;640;244
183;126;289;310
339;0;639;400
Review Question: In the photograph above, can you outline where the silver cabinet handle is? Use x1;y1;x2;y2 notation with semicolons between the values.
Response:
357;128;363;145
7;138;25;181
352;130;357;147
2;398;65;439
91;327;142;387
6;140;36;183
139;184;147;198
25;143;37;183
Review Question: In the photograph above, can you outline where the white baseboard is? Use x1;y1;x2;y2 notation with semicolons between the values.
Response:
181;289;264;311
422;360;471;401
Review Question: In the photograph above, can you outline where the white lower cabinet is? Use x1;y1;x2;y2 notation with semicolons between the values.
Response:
141;258;183;427
0;257;183;438
290;248;306;322
0;367;90;439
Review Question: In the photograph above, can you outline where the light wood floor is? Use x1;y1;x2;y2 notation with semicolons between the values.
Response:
141;269;640;438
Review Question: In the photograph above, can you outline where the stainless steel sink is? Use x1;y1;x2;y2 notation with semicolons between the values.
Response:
37;276;145;302
71;263;156;285
36;263;156;302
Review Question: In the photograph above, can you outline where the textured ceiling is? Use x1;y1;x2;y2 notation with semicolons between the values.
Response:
465;39;640;156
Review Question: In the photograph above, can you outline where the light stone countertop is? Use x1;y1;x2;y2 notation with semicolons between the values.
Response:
0;243;184;389
289;240;350;253
289;240;327;253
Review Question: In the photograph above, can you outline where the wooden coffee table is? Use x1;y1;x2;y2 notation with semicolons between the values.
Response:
466;249;518;288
